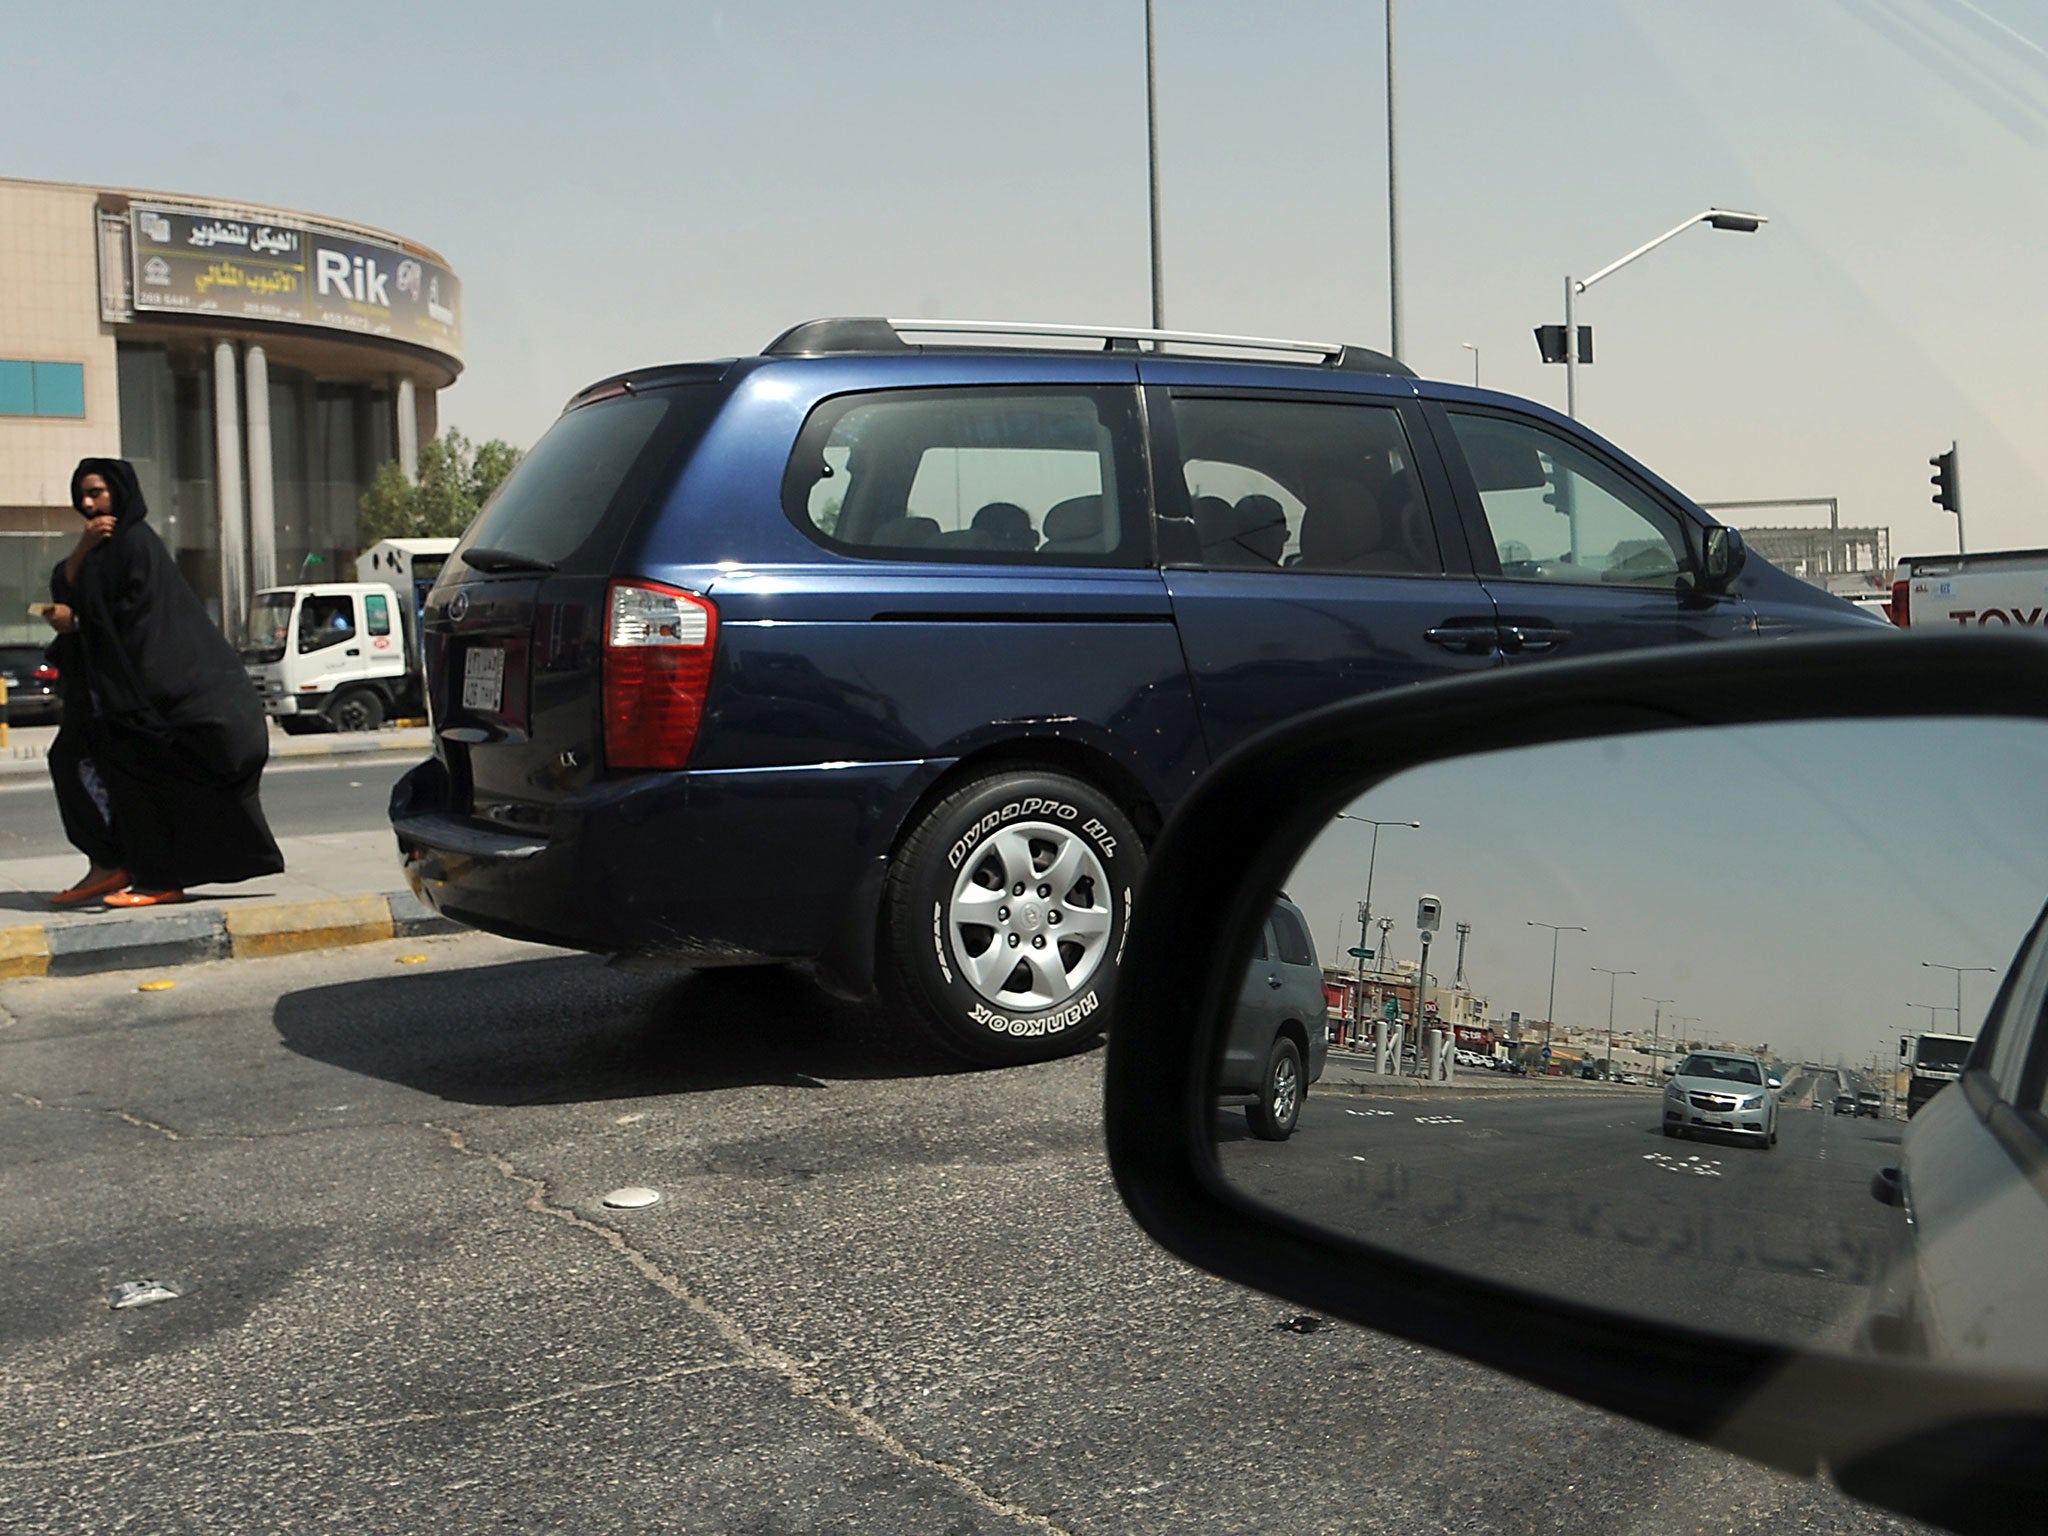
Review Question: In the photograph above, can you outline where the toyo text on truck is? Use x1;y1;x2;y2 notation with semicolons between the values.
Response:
242;538;456;733
1900;1030;1975;1118
1890;549;2048;629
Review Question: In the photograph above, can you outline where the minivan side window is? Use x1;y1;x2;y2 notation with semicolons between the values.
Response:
784;388;1142;564
1168;397;1438;575
1444;411;1690;589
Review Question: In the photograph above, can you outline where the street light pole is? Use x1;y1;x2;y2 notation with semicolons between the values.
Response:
1385;0;1402;361
1460;341;1478;387
1920;960;1995;1032
1591;966;1636;1078
1527;920;1586;1060
1144;0;1165;329
1560;207;1767;420
1642;996;1674;1073
1334;813;1419;976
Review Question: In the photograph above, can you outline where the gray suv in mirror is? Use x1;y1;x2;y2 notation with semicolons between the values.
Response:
1216;895;1328;1140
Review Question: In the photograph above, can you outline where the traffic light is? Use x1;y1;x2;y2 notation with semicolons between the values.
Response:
1930;444;1960;514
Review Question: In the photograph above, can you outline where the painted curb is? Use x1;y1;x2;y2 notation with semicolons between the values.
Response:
1;893;467;980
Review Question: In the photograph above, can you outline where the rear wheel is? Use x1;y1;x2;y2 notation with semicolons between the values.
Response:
1246;1038;1305;1141
327;687;385;733
881;768;1142;1067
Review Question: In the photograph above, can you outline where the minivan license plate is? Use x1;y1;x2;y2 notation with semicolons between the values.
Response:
462;646;505;713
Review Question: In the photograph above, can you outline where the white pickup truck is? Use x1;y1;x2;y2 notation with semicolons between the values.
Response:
1891;549;2048;630
243;538;455;733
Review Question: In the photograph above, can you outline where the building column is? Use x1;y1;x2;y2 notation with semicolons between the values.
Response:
395;375;419;484
212;339;247;638
244;343;277;594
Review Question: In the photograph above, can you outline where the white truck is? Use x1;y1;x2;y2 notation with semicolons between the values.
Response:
1899;1030;1975;1118
243;538;456;733
1890;549;2048;630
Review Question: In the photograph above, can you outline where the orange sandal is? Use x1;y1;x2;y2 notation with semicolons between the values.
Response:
50;869;130;908
103;888;186;908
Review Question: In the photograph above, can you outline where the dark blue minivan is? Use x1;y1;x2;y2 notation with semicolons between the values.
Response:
391;317;1881;1064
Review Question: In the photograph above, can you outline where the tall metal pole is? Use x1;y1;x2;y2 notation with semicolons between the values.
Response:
1145;0;1164;329
1563;276;1579;420
1921;960;1994;1033
1643;996;1673;1072
1591;966;1635;1077
1454;920;1471;986
1385;0;1402;361
1354;900;1371;1046
1527;921;1585;1057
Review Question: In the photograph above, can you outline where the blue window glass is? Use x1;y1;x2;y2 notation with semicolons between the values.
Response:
0;361;31;416
33;362;85;418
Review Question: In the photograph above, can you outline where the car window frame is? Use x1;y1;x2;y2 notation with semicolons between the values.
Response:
1144;386;1476;579
1420;400;1711;593
779;383;1153;569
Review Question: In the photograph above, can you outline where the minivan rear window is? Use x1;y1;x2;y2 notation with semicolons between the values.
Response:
452;383;723;576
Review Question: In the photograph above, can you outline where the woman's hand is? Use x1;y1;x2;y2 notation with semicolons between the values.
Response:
43;603;76;633
77;514;116;551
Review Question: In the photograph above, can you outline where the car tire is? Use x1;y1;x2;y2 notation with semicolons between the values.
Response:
278;716;328;737
327;687;385;733
881;768;1142;1067
1246;1037;1305;1141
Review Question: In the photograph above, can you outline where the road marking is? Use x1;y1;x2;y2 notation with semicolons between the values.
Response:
1414;1115;1465;1125
1643;1152;1723;1177
1345;1108;1396;1118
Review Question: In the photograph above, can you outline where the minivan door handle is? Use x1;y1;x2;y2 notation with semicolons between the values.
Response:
1499;625;1572;654
1267;974;1283;990
1423;624;1499;656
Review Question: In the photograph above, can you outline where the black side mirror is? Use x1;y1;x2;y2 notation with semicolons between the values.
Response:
1104;631;2048;1536
1703;525;1748;591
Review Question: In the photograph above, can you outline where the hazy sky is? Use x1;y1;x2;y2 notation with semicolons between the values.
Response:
1284;719;2048;1065
14;1;2048;561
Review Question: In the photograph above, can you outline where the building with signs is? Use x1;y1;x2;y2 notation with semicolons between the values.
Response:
0;177;462;644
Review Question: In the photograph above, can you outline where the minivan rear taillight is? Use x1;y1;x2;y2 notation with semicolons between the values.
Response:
602;579;719;770
1890;579;1909;627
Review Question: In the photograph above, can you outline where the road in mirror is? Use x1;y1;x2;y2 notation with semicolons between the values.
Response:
1215;717;2048;1359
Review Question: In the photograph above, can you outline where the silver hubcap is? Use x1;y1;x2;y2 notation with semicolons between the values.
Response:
1272;1056;1300;1123
946;820;1113;1010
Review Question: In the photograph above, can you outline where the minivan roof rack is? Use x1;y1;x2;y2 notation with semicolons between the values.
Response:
761;317;1415;377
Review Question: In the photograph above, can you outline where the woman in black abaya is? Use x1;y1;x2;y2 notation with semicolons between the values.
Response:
42;458;282;906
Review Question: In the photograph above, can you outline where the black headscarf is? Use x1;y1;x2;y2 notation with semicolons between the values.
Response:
54;457;281;889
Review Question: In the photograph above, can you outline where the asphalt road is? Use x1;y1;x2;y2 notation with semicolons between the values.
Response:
0;938;1937;1535
1220;1087;1901;1351
0;758;413;860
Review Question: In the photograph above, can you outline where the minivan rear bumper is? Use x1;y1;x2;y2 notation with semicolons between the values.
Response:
391;753;945;966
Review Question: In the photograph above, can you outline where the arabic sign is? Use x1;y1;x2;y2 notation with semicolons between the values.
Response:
128;203;462;364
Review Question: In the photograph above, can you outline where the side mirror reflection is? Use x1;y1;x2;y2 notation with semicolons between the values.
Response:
1214;716;2048;1364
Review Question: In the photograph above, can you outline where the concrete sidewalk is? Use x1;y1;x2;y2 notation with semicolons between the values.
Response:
0;722;452;979
1316;1046;1661;1096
